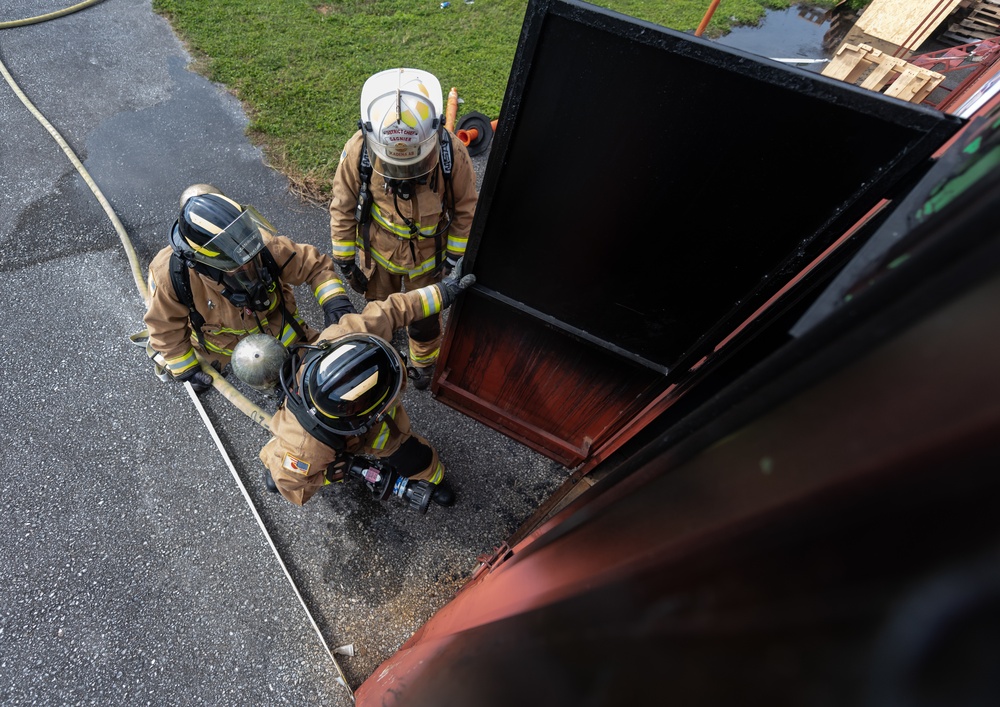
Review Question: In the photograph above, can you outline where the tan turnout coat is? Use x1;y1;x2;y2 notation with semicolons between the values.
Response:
143;235;346;376
259;286;448;506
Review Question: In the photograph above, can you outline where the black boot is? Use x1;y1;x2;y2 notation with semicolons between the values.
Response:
264;469;279;493
431;478;455;506
407;364;435;391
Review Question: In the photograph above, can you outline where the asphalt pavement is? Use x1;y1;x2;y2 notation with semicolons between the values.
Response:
0;1;565;704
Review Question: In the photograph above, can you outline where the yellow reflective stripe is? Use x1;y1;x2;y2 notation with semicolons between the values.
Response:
279;314;308;347
185;236;221;257
166;348;199;374
331;239;357;259
315;278;346;303
446;234;467;252
371;406;397;450
372;422;390;450
415;285;443;317
186;307;303;355
367;248;439;277
201;339;234;357
371;203;438;238
280;325;298;347
428;462;444;485
408;345;439;366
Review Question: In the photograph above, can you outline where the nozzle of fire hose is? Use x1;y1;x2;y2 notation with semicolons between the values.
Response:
347;457;432;514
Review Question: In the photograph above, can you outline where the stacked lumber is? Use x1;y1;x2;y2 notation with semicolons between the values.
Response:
822;43;946;103
944;0;1000;43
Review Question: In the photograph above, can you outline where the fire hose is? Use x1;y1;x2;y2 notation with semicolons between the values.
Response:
1;3;354;699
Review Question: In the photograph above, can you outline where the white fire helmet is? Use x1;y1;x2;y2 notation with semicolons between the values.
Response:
360;68;443;180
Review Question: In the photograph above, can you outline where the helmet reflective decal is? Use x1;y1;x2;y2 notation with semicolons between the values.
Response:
189;212;227;235
318;343;355;372
340;371;379;401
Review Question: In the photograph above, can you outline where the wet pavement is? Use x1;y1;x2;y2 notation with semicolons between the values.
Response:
0;1;563;704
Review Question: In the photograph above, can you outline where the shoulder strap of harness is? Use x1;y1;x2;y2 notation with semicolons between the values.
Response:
169;252;208;351
356;137;375;269
258;247;309;344
434;129;455;271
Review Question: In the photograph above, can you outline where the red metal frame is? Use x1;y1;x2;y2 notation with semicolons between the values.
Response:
910;36;1000;110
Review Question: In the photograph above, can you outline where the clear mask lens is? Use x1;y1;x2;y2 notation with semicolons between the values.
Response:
201;206;273;271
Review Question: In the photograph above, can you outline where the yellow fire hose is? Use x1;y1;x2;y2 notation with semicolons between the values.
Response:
0;7;273;430
1;4;354;699
0;0;106;29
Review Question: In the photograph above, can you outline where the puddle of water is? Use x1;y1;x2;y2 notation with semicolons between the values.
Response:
714;3;833;72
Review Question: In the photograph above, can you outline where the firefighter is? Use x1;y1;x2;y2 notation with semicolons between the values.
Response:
143;185;355;392
329;68;478;390
258;263;476;507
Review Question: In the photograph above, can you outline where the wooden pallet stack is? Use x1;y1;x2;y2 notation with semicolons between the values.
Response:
944;0;1000;43
822;43;946;103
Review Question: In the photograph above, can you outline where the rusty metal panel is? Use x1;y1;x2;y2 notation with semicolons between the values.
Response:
436;0;962;465
437;292;667;467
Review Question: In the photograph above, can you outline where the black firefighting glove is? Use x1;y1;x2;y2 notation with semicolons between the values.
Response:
437;257;476;309
322;295;356;327
441;252;460;277
338;261;369;295
176;368;213;394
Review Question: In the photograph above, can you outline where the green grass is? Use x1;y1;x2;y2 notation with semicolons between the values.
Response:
152;0;843;201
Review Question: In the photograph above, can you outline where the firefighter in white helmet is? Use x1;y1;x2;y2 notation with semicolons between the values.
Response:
329;68;478;390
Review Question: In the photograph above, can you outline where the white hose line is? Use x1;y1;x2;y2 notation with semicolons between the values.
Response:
3;6;355;699
185;383;356;700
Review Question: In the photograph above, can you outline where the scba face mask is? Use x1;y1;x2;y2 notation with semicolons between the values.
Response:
220;256;275;311
384;174;428;201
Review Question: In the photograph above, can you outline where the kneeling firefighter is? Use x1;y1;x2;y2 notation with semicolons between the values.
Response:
256;262;476;509
143;185;355;392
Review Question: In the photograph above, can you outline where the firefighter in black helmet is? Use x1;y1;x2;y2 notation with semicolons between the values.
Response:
143;186;355;392
258;262;476;508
